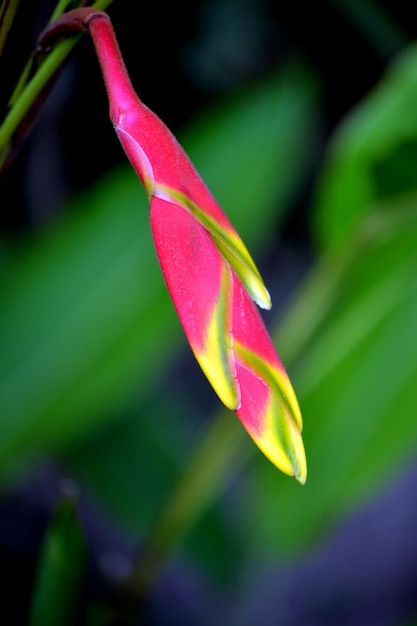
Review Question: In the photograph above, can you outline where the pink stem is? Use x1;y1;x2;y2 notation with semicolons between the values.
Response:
38;8;138;120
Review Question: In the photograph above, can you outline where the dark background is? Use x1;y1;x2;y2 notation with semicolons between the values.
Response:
1;1;417;625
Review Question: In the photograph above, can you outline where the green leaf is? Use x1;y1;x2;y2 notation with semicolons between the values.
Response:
313;43;417;249
0;167;180;480
243;198;417;557
29;486;86;626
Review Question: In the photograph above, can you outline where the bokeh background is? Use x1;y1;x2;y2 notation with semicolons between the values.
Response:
1;1;417;624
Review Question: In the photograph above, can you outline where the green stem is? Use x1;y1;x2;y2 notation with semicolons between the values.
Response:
0;0;113;170
125;410;246;600
6;0;85;109
0;0;20;58
0;36;76;167
50;0;83;22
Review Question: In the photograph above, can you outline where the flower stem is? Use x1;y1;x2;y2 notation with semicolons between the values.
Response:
0;0;20;58
125;410;246;600
0;0;113;174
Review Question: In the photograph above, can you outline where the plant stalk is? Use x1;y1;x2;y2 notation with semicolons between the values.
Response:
0;0;20;57
0;0;113;174
124;411;246;602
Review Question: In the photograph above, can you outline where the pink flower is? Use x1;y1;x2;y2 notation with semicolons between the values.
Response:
39;10;307;483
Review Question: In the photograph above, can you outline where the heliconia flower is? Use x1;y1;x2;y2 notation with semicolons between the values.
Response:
38;10;307;483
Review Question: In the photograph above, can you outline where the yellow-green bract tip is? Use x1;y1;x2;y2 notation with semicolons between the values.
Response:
257;420;307;485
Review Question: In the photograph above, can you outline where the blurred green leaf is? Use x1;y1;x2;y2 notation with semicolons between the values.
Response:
63;394;195;532
29;486;86;626
313;43;417;249
0;61;318;486
0;169;179;479
243;196;417;557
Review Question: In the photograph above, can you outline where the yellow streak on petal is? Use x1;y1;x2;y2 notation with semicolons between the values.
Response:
235;342;306;483
195;266;240;411
234;343;303;431
214;235;271;310
154;185;271;310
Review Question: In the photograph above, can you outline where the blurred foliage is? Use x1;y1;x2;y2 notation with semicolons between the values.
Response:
28;486;86;626
1;1;417;624
313;43;417;248
242;43;417;560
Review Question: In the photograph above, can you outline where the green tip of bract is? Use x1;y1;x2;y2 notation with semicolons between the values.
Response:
255;400;307;484
250;280;271;311
210;230;272;311
296;468;307;486
261;427;307;484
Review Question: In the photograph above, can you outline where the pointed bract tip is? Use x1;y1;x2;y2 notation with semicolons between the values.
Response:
295;460;307;485
254;284;272;311
246;395;307;485
261;431;307;486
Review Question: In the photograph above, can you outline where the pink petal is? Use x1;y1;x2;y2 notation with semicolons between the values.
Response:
150;196;239;410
